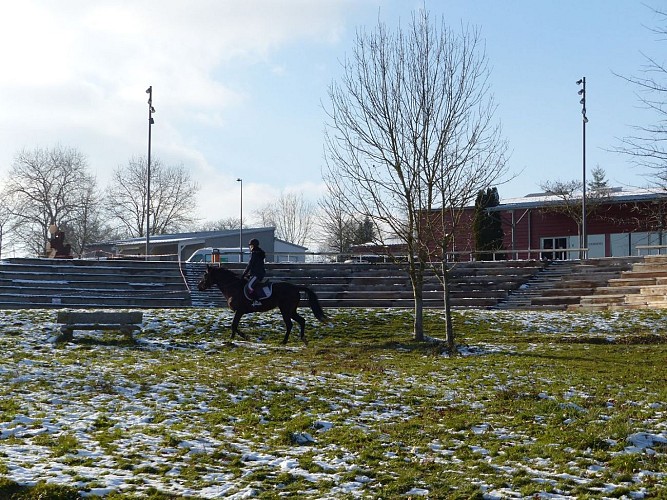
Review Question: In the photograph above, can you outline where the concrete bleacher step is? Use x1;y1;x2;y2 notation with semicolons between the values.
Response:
0;293;189;309
0;258;191;309
3;255;655;311
496;257;641;310
494;260;574;309
579;294;627;305
540;287;596;297
186;260;544;309
607;277;657;287
573;255;667;310
548;279;607;289
531;295;582;306
588;285;643;296
624;293;667;305
620;270;667;279
641;285;667;295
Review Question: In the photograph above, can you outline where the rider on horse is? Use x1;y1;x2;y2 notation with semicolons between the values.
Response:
242;238;266;306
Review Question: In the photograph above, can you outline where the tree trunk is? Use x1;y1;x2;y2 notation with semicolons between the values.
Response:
413;281;424;341
409;260;425;341
442;261;455;352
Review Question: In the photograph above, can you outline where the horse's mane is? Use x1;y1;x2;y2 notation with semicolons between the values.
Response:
209;265;244;285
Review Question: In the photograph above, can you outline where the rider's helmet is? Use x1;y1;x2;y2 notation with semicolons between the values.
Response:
249;238;260;247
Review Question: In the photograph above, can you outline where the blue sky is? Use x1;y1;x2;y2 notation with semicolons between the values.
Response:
0;0;662;225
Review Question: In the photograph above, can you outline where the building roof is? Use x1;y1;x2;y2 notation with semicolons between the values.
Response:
115;236;203;248
490;187;667;211
96;227;275;247
274;238;308;251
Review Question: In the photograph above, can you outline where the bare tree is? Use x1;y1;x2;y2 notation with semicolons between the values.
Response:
2;146;98;256
539;167;612;239
195;218;242;232
317;190;358;254
104;157;200;238
614;7;667;187
324;9;508;344
539;179;588;234
64;182;108;257
0;194;16;259
254;191;314;246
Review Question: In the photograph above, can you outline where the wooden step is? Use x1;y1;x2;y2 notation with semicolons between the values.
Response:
531;296;582;306
578;294;627;305
587;286;642;296
621;270;667;279
638;285;667;296
607;277;657;287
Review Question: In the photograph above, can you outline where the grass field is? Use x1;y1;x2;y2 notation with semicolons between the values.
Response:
0;307;666;499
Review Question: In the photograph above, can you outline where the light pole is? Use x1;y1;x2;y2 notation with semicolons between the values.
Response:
576;77;588;259
145;85;155;260
237;178;243;262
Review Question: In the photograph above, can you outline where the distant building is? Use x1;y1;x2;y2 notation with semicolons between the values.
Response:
274;239;308;263
85;227;306;262
422;187;667;260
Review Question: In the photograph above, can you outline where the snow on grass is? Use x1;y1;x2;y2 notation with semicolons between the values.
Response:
0;307;665;498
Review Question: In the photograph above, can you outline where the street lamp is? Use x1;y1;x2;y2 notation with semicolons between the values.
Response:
237;178;243;262
576;77;588;259
145;85;155;260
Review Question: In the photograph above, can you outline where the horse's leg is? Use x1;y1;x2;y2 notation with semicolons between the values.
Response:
292;309;307;345
279;305;293;344
231;310;246;340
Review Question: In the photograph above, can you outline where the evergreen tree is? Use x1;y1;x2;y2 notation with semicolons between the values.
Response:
473;187;504;260
588;165;610;195
353;216;376;245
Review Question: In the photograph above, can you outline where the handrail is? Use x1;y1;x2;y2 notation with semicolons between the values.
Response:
635;244;667;255
81;247;667;263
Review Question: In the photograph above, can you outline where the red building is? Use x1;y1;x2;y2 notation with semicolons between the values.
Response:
444;187;667;260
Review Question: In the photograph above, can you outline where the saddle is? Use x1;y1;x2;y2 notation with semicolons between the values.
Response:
243;280;273;303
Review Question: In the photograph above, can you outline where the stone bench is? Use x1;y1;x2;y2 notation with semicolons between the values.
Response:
54;311;144;342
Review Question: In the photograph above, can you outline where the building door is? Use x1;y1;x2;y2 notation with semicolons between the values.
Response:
541;237;568;260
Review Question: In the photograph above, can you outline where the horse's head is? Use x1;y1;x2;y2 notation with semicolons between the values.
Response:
197;266;215;291
198;265;241;291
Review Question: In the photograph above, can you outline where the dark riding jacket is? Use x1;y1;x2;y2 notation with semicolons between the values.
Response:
244;247;266;280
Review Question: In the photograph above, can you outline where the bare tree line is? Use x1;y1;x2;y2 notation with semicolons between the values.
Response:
0;147;201;257
614;6;667;189
0;146;374;258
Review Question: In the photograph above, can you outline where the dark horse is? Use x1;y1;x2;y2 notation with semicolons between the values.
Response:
197;265;327;344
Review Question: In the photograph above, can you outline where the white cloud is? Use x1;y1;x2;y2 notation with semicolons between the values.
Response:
0;0;354;224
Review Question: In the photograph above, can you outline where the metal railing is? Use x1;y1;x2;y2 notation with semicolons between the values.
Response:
81;247;667;264
635;244;667;255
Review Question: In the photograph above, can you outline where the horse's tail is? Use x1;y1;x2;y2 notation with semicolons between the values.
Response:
298;286;327;322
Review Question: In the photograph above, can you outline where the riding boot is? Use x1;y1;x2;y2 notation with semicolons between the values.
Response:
250;288;261;307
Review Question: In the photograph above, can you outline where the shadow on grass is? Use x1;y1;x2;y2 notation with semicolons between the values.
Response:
0;477;81;499
313;337;453;357
555;334;667;345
